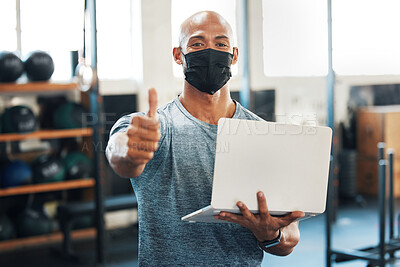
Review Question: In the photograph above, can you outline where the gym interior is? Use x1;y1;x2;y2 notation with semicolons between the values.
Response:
1;0;400;266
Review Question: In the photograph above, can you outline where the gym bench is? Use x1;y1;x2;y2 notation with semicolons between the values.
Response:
57;194;138;259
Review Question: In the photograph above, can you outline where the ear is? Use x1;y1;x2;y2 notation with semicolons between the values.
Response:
173;47;183;65
232;47;239;65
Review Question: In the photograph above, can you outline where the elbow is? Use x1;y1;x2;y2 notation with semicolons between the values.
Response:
279;227;301;256
106;144;145;178
268;242;297;257
276;247;295;257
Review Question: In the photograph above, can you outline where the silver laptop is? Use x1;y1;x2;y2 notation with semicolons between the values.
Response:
181;118;332;223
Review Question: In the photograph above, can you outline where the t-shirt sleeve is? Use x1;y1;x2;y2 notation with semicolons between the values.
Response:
109;113;138;137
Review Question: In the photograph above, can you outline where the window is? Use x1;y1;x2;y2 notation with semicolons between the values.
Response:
262;0;328;77
97;0;142;80
171;0;238;77
20;0;84;81
0;0;17;52
6;0;141;82
262;0;400;76
332;0;400;75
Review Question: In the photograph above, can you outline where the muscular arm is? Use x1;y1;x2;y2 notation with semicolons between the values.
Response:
263;221;300;256
106;132;147;178
105;88;160;179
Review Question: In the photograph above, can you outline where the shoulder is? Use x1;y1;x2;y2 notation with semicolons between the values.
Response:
234;101;264;121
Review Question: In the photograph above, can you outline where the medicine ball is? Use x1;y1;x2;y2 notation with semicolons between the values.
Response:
37;95;67;129
0;160;32;188
0;214;16;241
53;102;88;129
24;51;54;81
1;105;37;133
32;154;65;184
16;208;52;237
62;152;92;180
0;51;24;82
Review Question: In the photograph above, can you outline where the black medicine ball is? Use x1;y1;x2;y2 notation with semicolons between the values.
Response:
16;208;52;237
1;105;37;133
62;152;92;180
32;154;65;184
24;51;54;81
53;102;88;129
0;51;24;82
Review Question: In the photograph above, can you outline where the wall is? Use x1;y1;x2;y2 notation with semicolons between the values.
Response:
100;0;400;126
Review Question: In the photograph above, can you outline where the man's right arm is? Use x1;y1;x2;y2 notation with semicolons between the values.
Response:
105;88;160;178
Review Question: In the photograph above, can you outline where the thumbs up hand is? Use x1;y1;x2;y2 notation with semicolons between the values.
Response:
126;88;161;167
147;87;158;119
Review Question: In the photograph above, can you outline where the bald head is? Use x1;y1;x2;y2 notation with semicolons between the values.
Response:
178;11;235;52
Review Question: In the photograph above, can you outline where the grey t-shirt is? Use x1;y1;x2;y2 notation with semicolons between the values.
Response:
110;97;263;266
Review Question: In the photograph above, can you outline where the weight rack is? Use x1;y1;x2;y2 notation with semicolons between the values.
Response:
327;143;400;266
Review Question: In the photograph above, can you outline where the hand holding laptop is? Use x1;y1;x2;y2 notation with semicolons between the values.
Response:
181;119;332;223
214;191;305;242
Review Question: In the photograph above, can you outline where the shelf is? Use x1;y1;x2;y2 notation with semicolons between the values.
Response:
0;82;78;93
0;128;93;142
0;178;95;197
0;228;96;252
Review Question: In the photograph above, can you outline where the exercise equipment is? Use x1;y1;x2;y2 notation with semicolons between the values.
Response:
24;51;54;81
75;63;95;92
16;208;52;237
53;102;88;129
57;194;137;258
32;154;65;184
0;52;24;82
38;96;67;129
62;152;92;180
1;105;37;133
0;160;32;188
0;214;16;241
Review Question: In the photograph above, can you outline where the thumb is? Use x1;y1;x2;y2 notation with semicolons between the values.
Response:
147;88;158;119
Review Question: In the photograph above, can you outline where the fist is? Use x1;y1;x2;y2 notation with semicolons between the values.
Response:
126;88;161;166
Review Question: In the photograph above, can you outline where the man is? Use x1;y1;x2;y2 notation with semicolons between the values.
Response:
106;11;304;266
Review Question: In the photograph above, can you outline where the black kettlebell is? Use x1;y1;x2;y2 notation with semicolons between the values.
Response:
24;51;54;81
0;51;24;82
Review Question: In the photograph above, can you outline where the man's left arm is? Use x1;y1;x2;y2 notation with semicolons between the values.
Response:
262;220;300;256
214;191;304;256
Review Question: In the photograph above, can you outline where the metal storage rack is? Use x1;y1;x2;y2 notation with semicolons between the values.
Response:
0;82;97;251
326;143;400;266
0;0;106;264
324;0;400;265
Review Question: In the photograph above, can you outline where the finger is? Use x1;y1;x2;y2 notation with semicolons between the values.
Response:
237;202;256;221
291;211;306;219
127;148;154;162
131;115;160;130
147;88;158;119
128;139;158;152
127;125;161;142
217;212;247;227
257;191;270;220
277;211;305;228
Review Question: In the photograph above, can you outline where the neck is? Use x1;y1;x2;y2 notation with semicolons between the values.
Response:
179;81;236;125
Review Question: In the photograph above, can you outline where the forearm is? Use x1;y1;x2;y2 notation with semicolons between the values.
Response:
106;132;146;178
262;222;300;256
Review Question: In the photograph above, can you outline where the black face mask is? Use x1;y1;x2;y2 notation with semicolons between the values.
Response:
181;48;234;95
